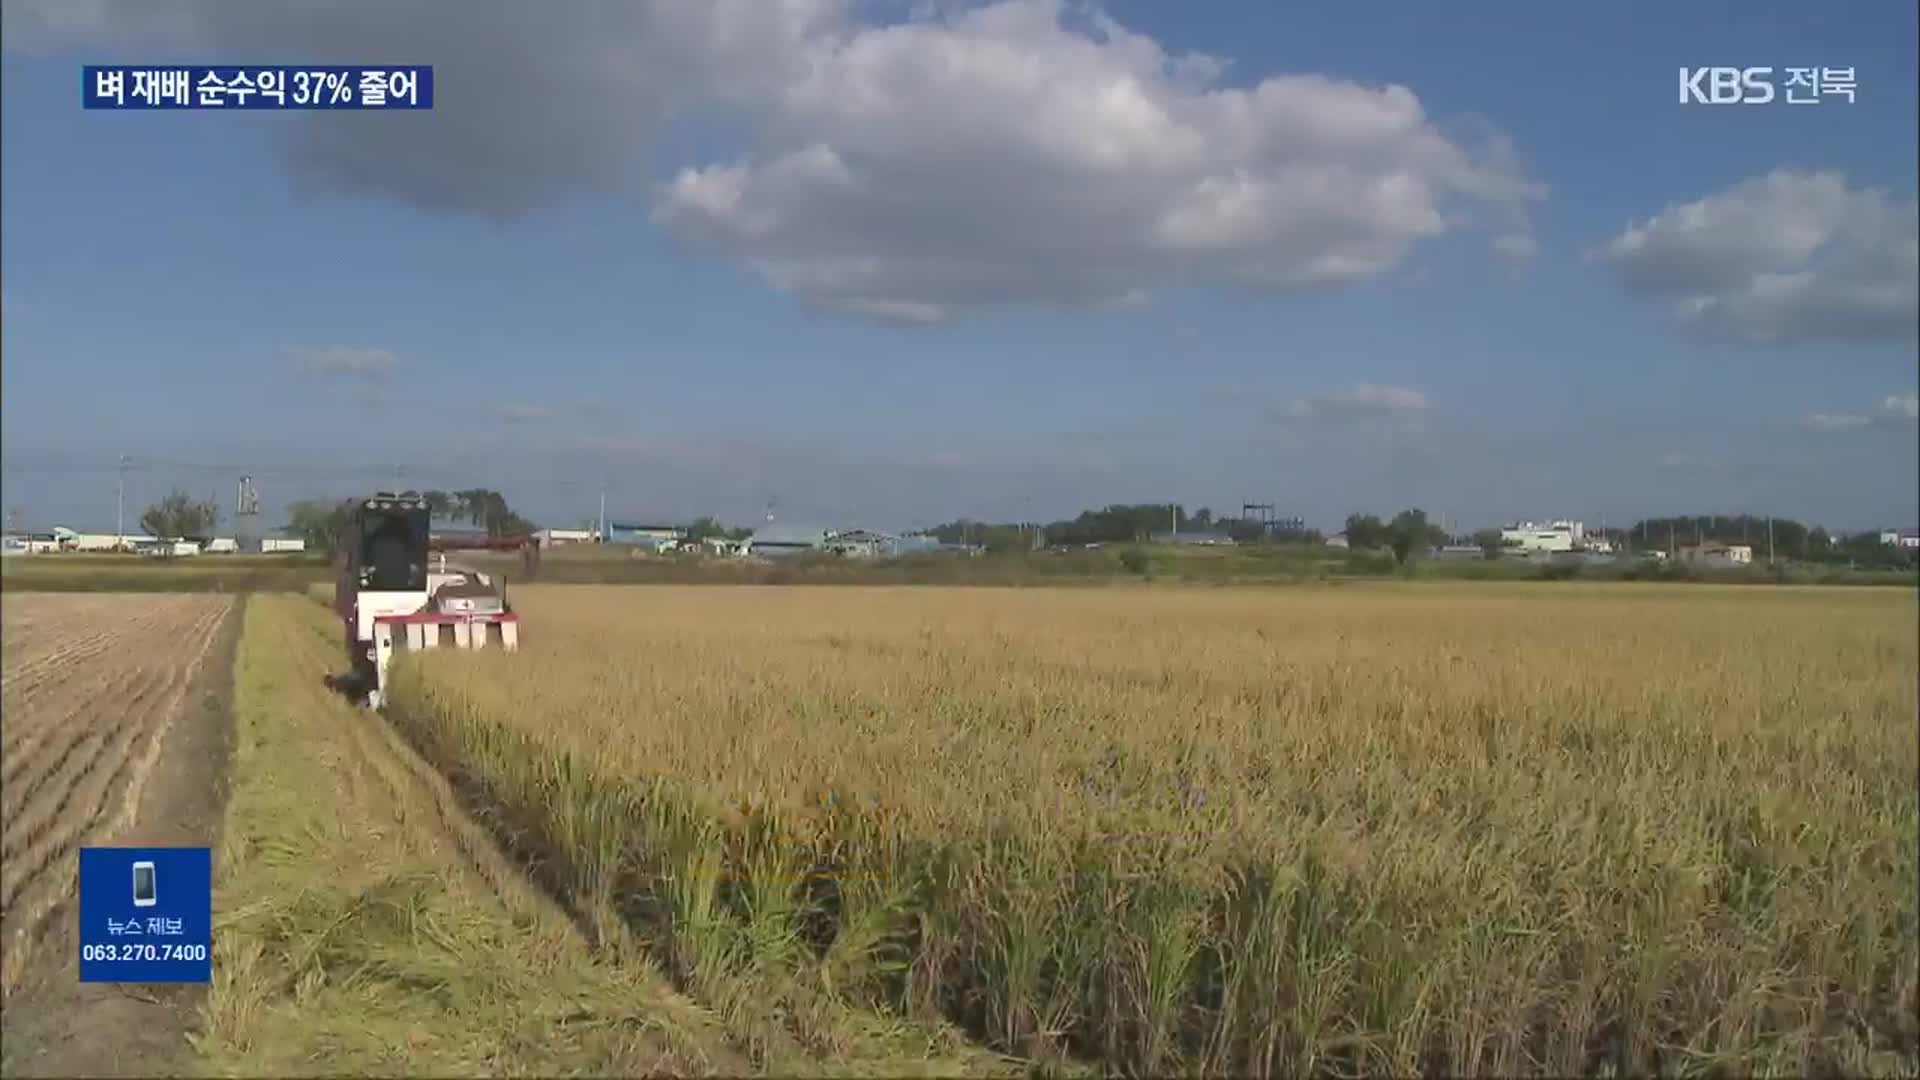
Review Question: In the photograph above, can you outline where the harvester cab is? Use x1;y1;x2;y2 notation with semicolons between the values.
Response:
337;492;521;708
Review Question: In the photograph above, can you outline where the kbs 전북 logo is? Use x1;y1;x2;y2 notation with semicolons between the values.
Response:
1679;66;1857;105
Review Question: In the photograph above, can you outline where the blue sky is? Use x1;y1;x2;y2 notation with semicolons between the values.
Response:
2;0;1915;534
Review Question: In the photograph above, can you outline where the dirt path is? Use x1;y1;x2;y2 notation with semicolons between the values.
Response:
0;593;241;1077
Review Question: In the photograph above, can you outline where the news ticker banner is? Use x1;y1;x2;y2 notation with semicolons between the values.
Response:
78;846;212;983
83;66;433;109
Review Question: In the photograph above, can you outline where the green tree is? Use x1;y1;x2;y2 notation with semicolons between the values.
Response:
284;498;352;557
1472;527;1504;558
1344;513;1388;551
683;515;751;542
446;488;536;537
1387;508;1447;564
140;489;219;539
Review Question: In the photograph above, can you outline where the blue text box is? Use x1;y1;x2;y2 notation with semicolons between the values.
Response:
78;846;212;983
82;66;433;109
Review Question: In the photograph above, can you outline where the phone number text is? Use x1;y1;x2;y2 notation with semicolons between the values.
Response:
81;943;208;962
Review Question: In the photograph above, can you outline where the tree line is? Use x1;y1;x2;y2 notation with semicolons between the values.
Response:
1618;515;1915;568
927;503;1327;552
925;504;1448;560
131;483;1911;570
279;487;536;557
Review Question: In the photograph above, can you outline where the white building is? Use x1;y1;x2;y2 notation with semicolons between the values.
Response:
535;527;598;547
262;537;307;554
7;533;62;553
1499;521;1583;554
51;528;159;552
1879;529;1920;549
205;537;239;554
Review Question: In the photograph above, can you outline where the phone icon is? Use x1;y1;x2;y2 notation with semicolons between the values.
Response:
132;861;156;907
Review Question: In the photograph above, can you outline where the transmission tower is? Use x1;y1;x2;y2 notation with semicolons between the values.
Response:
235;475;262;553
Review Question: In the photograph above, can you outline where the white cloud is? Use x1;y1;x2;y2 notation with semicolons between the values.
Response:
1802;412;1874;432
654;0;1542;319
281;345;398;378
5;0;1541;322
1800;393;1919;432
1592;170;1919;344
1281;382;1429;420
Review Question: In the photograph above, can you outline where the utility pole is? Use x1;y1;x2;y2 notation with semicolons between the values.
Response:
116;454;129;547
598;481;607;542
1768;515;1776;565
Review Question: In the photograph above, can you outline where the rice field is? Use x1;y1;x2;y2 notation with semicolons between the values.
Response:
0;592;233;1000
383;582;1919;1077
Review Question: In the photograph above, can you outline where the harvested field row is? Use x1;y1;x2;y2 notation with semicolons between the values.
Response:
387;583;1920;1077
0;594;216;705
0;592;234;1000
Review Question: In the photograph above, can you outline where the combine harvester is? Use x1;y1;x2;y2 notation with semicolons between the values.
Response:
335;491;535;708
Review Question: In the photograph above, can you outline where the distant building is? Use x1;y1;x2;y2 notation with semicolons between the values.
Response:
604;523;688;550
825;529;895;559
205;538;240;554
1679;543;1753;567
262;537;306;554
1150;531;1237;546
892;534;944;555
748;524;832;558
535;527;597;547
4;532;62;554
1499;520;1583;554
700;536;749;557
138;539;201;557
1879;528;1920;549
1430;545;1486;561
1324;533;1350;549
51;527;154;552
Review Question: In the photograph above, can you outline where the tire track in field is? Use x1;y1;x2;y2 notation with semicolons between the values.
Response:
0;597;130;677
0;663;161;806
0;599;219;800
0;596;182;691
0;599;198;743
0;598;224;812
0;595;232;1002
0;650;196;903
0;597;195;698
0;668;179;908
